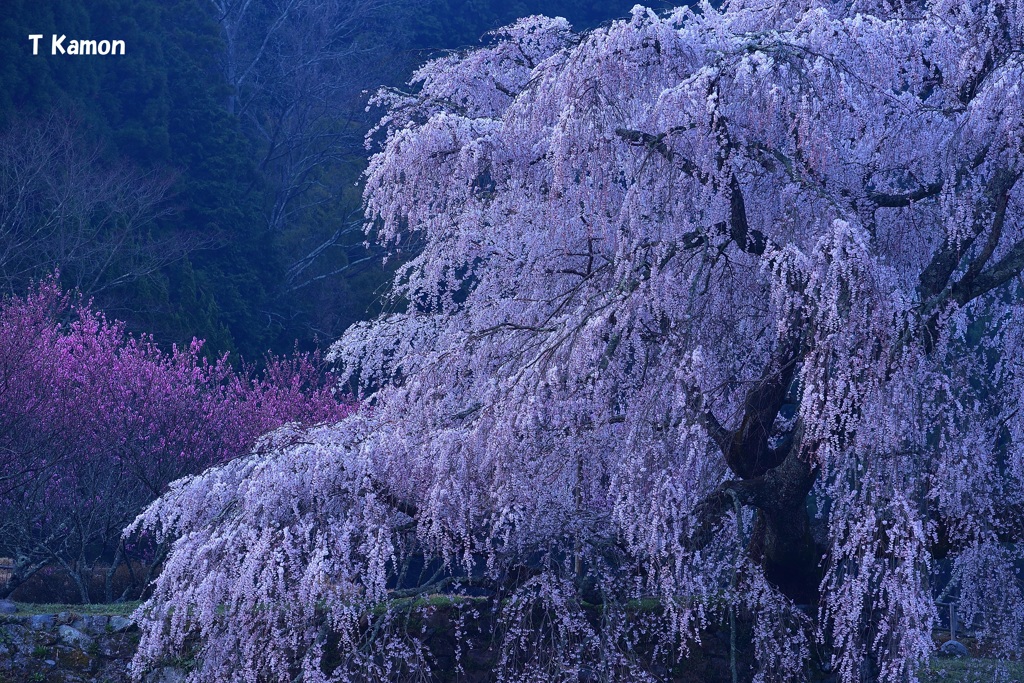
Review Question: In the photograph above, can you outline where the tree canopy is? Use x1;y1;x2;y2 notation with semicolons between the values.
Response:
130;1;1024;681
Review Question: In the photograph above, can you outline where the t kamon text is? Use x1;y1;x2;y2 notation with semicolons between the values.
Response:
28;34;125;56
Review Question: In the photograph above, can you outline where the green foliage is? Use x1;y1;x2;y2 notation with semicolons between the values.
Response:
0;0;279;358
0;0;653;358
0;0;93;123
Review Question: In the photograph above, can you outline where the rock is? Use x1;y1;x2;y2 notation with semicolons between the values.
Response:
0;600;16;614
28;614;55;629
939;639;969;658
76;614;109;633
57;645;95;671
0;616;140;683
145;666;186;683
108;615;135;632
58;624;94;649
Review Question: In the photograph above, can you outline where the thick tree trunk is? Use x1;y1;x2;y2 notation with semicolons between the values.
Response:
70;564;91;604
104;542;125;604
738;448;822;604
0;574;21;600
750;502;821;605
693;441;823;605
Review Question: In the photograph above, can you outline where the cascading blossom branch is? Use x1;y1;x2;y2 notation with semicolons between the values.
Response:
131;1;1024;681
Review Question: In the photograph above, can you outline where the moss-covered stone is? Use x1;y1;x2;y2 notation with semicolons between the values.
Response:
0;609;138;683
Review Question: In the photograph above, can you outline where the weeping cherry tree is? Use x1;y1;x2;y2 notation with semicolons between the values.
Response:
128;0;1024;680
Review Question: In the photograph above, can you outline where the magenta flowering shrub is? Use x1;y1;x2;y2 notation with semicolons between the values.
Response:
0;278;351;602
130;2;1024;682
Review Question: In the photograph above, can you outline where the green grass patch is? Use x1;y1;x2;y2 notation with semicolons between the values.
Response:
925;657;1024;682
12;601;140;616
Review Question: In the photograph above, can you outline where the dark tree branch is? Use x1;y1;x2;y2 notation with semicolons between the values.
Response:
866;179;943;208
701;404;733;457
615;127;672;159
723;333;800;479
369;479;418;519
688;442;816;549
918;169;1019;303
958;50;996;105
954;179;1011;294
724;175;766;256
615;126;706;180
390;574;493;599
616;127;767;256
948;171;1021;305
953;236;1024;305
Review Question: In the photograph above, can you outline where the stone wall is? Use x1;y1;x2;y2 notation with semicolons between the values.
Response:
0;601;155;683
0;598;751;683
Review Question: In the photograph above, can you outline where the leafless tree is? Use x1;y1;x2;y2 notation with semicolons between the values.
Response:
207;0;400;230
0;114;183;300
205;0;415;343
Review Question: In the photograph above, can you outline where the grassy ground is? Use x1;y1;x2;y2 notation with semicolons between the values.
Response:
10;601;140;616
925;657;1024;682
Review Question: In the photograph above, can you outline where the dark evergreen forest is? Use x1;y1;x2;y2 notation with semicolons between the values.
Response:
0;0;659;360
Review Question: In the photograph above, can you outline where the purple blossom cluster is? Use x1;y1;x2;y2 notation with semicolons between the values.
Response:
0;277;352;603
